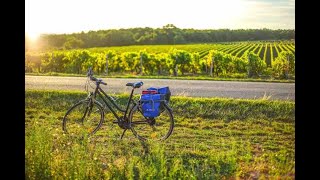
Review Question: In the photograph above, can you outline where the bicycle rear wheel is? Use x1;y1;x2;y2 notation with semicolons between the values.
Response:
62;100;104;138
129;103;174;141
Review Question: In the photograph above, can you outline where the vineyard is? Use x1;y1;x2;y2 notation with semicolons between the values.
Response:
25;40;295;79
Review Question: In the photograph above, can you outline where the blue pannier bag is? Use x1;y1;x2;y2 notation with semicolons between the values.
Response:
141;94;164;117
146;86;171;113
147;86;171;103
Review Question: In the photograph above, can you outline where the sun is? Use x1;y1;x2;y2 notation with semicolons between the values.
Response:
26;32;40;42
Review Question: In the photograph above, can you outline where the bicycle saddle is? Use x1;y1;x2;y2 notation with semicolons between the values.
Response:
126;81;144;88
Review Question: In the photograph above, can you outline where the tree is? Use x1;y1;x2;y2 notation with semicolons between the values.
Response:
63;37;84;49
162;24;178;44
36;28;295;50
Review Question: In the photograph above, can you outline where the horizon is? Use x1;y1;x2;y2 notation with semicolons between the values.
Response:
28;26;295;38
26;0;295;40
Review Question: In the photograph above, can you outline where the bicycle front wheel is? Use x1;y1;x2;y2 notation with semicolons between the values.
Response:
62;100;104;138
129;103;174;141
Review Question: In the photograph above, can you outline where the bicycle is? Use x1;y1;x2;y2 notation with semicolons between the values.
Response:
62;68;174;141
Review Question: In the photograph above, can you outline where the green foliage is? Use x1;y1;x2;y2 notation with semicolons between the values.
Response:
106;50;116;59
28;26;295;51
41;51;70;73
25;122;105;179
63;36;84;49
25;122;53;179
120;51;139;73
231;56;248;73
190;52;201;74
207;50;222;76
245;51;267;77
221;53;234;74
25;42;295;80
272;51;295;79
93;53;106;74
139;49;152;75
106;50;121;72
25;53;42;73
169;49;192;76
155;53;170;75
207;50;248;76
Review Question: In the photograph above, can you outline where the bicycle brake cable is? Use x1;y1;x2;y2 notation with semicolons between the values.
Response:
88;78;95;90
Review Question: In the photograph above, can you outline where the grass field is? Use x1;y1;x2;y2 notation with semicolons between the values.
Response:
25;90;295;179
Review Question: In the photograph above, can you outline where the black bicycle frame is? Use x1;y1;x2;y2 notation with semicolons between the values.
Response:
91;82;137;122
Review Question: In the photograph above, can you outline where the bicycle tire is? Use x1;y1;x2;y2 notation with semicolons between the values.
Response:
129;103;174;141
62;100;104;137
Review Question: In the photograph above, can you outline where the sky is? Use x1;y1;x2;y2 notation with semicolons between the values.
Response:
25;0;295;40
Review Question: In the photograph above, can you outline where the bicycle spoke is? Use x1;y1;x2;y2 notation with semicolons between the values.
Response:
130;103;174;141
63;100;104;137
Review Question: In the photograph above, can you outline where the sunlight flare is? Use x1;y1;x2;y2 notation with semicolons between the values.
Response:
26;32;40;42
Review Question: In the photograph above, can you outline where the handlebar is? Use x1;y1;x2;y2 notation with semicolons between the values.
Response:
86;67;142;88
87;67;107;86
100;81;107;85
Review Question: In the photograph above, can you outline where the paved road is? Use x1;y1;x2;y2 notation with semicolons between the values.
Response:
25;75;295;101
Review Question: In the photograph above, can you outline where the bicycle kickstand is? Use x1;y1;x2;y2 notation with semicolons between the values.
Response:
120;129;127;139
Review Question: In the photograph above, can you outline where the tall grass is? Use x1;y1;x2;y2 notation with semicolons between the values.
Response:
26;89;294;122
25;90;295;179
26;123;240;179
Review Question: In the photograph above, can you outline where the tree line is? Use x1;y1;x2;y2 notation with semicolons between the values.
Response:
26;24;295;51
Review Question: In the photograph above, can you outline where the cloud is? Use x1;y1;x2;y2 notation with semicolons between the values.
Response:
26;0;295;34
238;0;295;29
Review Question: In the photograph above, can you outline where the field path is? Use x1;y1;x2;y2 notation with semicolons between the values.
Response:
25;75;295;101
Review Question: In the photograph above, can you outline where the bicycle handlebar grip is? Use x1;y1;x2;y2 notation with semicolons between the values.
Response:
101;81;107;85
90;76;97;81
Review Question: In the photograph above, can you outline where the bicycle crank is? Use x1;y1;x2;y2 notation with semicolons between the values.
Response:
117;117;131;130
